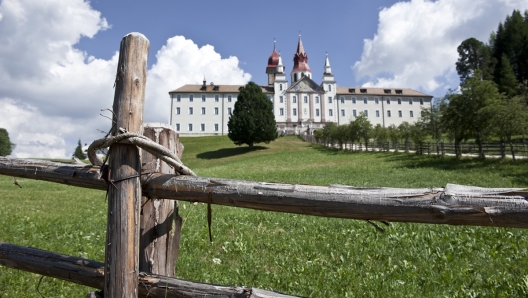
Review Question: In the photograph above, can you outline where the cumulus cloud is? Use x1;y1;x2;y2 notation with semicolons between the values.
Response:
353;0;528;94
146;36;251;123
0;0;250;158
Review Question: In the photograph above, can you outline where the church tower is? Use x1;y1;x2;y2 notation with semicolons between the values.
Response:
291;35;312;83
266;40;280;86
321;52;336;92
322;52;337;122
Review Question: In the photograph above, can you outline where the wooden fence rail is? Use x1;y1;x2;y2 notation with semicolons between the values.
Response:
1;157;527;229
0;241;298;298
302;135;528;159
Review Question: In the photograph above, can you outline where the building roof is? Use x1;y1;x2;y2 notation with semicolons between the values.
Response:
336;87;431;97
169;84;274;94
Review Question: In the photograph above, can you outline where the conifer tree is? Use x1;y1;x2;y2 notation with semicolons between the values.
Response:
228;82;277;147
74;139;86;160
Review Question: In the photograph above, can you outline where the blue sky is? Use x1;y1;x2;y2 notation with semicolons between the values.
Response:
0;0;527;158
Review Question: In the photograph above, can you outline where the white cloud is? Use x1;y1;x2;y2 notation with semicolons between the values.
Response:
353;0;528;94
145;36;251;123
0;0;250;158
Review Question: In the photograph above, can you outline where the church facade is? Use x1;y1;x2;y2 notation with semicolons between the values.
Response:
168;37;432;136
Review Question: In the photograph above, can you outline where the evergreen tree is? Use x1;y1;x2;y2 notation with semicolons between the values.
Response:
228;82;277;147
74;139;86;160
0;128;15;156
498;54;518;97
456;38;494;83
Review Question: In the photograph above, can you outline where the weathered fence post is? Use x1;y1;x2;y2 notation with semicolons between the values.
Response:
140;124;183;277
105;33;149;297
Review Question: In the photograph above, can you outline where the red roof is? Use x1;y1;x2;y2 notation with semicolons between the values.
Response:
292;37;311;72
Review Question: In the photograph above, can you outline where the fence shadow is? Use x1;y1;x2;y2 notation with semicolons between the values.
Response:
196;146;268;160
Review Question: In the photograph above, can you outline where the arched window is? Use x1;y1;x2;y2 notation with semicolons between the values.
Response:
329;85;332;91
279;84;283;91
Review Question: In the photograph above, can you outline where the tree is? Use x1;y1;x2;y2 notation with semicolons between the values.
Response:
397;122;412;152
74;139;86;160
419;97;445;155
456;37;494;84
387;124;400;151
228;82;277;147
0;128;15;156
350;112;372;150
372;124;388;150
485;95;528;160
498;54;518;97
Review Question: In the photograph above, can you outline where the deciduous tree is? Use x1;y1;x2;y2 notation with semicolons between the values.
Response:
0;128;15;156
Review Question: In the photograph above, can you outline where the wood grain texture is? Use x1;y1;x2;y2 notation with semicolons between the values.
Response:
105;32;149;297
1;157;528;228
140;124;182;277
0;242;301;298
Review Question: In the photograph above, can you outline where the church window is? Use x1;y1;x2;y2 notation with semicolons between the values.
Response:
398;110;403;117
352;97;356;104
293;96;297;103
316;109;320;116
294;73;298;82
420;98;424;105
315;96;320;103
176;95;181;102
304;96;308;103
189;95;194;102
376;110;380;117
364;110;368;117
328;85;332;91
214;107;219;115
189;107;193;115
279;108;284;116
387;110;391;117
375;98;379;104
386;99;390;104
175;123;180;131
201;124;205;131
397;98;402;104
409;98;413;105
340;97;345;104
363;97;367;104
227;107;232;115
304;108;307;115
214;124;219;131
280;96;284;103
293;108;297;116
201;107;206;115
329;109;333;116
279;84;283;91
176;107;180;115
341;109;345;116
188;124;193;131
202;95;206;102
328;97;332;103
410;111;414;117
227;95;232;102
353;109;357;117
215;95;219;102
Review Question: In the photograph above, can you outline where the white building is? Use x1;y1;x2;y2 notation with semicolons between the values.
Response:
168;37;432;136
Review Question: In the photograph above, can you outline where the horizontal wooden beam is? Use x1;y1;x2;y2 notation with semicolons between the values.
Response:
0;242;298;298
1;157;528;228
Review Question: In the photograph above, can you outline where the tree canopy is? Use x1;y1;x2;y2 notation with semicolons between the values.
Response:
228;82;277;147
0;128;15;156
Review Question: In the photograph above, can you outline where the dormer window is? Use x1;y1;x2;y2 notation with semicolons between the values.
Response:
360;89;367;93
349;88;356;93
395;89;403;94
384;89;391;94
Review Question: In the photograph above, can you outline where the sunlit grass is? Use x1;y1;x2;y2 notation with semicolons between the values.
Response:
1;136;528;297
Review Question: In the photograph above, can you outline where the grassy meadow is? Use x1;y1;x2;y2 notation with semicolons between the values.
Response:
1;136;528;297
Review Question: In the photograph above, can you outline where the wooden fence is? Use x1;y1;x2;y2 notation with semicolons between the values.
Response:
1;33;528;297
302;135;528;159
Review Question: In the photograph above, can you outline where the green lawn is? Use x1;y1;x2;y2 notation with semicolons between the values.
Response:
1;136;528;297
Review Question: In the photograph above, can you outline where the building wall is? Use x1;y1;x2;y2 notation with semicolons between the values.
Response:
170;90;431;136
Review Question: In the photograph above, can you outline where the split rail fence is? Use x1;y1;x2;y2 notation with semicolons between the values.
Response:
302;135;528;159
1;33;528;298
